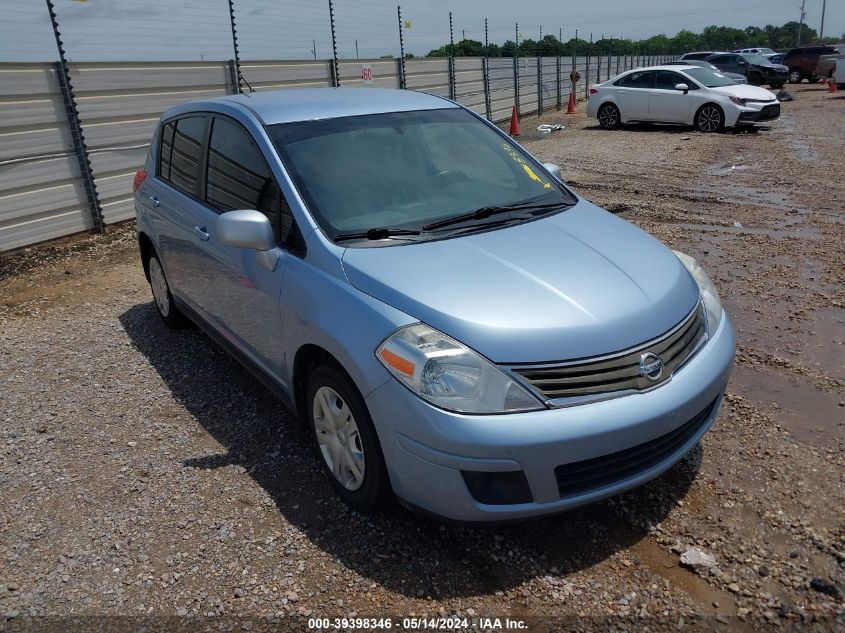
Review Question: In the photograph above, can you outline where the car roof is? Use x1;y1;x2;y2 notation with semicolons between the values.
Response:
193;88;456;125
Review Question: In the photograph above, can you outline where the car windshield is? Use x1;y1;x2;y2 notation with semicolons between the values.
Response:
742;53;770;65
759;48;776;56
681;67;737;87
267;108;575;241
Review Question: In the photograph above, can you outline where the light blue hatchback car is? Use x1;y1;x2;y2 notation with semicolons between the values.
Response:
134;88;735;522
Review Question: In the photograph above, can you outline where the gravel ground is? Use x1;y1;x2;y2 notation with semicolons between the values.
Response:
1;85;843;632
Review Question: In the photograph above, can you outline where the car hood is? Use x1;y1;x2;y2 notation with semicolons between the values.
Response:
341;201;700;363
711;83;777;100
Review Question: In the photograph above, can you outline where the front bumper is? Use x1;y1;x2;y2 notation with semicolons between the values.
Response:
736;102;781;124
365;313;736;522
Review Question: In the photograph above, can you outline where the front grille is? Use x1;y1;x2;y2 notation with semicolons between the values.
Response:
554;397;718;498
512;304;706;402
760;104;780;120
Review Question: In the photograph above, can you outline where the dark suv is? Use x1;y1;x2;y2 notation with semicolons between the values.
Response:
706;52;788;88
782;46;840;83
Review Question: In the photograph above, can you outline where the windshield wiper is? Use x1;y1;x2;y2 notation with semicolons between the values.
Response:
333;227;421;242
422;201;568;231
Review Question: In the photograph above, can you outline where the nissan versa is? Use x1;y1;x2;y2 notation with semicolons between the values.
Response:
133;88;735;522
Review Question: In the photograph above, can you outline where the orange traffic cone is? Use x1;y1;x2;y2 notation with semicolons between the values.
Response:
509;105;520;136
567;91;576;114
828;78;838;93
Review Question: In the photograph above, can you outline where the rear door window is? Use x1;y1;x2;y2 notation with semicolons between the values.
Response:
162;115;207;197
616;70;654;88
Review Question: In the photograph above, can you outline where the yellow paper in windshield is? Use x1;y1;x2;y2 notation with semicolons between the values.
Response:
501;143;552;189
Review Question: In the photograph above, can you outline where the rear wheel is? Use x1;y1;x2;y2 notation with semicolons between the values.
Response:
597;103;621;129
695;104;723;133
788;68;801;84
147;255;186;328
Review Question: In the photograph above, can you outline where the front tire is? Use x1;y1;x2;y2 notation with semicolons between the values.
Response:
597;103;621;129
306;365;392;513
788;69;801;84
147;255;186;328
695;104;724;133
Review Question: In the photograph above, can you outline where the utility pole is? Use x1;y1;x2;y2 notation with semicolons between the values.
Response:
797;0;806;47
311;39;317;60
355;39;359;59
820;0;826;39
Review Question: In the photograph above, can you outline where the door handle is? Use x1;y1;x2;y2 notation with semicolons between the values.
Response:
147;196;160;208
193;226;210;242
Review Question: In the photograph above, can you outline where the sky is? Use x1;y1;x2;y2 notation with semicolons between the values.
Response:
2;0;842;62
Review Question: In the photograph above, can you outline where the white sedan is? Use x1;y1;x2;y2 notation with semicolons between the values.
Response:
586;65;780;133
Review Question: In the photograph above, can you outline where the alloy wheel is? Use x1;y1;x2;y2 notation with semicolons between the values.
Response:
312;386;366;491
598;104;619;129
697;106;721;133
788;70;801;83
148;257;171;317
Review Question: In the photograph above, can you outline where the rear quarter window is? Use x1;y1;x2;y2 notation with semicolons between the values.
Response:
160;115;207;198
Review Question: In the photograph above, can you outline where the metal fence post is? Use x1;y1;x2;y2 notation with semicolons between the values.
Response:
606;42;611;80
513;22;520;115
448;12;456;100
227;0;243;93
537;55;543;114
328;0;340;86
585;34;591;100
483;18;492;120
556;55;562;109
397;5;406;89
45;0;104;233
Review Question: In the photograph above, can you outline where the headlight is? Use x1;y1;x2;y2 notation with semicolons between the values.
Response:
728;96;748;106
673;250;723;335
376;324;543;414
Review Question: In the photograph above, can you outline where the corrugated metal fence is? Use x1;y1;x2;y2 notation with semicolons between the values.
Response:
0;53;665;252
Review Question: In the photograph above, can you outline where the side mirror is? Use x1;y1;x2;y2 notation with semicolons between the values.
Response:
217;210;280;271
542;162;562;180
674;82;689;93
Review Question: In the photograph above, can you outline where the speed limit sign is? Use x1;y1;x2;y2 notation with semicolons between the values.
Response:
361;64;373;84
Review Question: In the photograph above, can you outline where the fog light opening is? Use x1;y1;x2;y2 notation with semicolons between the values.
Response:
461;470;533;505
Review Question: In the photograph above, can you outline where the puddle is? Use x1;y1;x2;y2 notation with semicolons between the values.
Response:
674;222;820;240
731;365;844;445
707;162;754;177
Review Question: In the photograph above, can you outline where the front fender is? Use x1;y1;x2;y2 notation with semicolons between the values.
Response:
281;250;416;401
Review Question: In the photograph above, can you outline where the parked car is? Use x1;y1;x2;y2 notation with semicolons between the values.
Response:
817;54;838;80
665;59;748;84
706;53;789;88
834;55;845;88
134;88;735;522
782;45;841;83
734;47;778;60
680;51;727;61
588;65;780;132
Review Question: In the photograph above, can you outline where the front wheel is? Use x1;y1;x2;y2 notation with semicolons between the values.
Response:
597;103;621;129
788;69;801;84
307;365;392;513
695;104;723;133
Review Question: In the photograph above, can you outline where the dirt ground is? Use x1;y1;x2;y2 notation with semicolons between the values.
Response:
1;84;843;632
